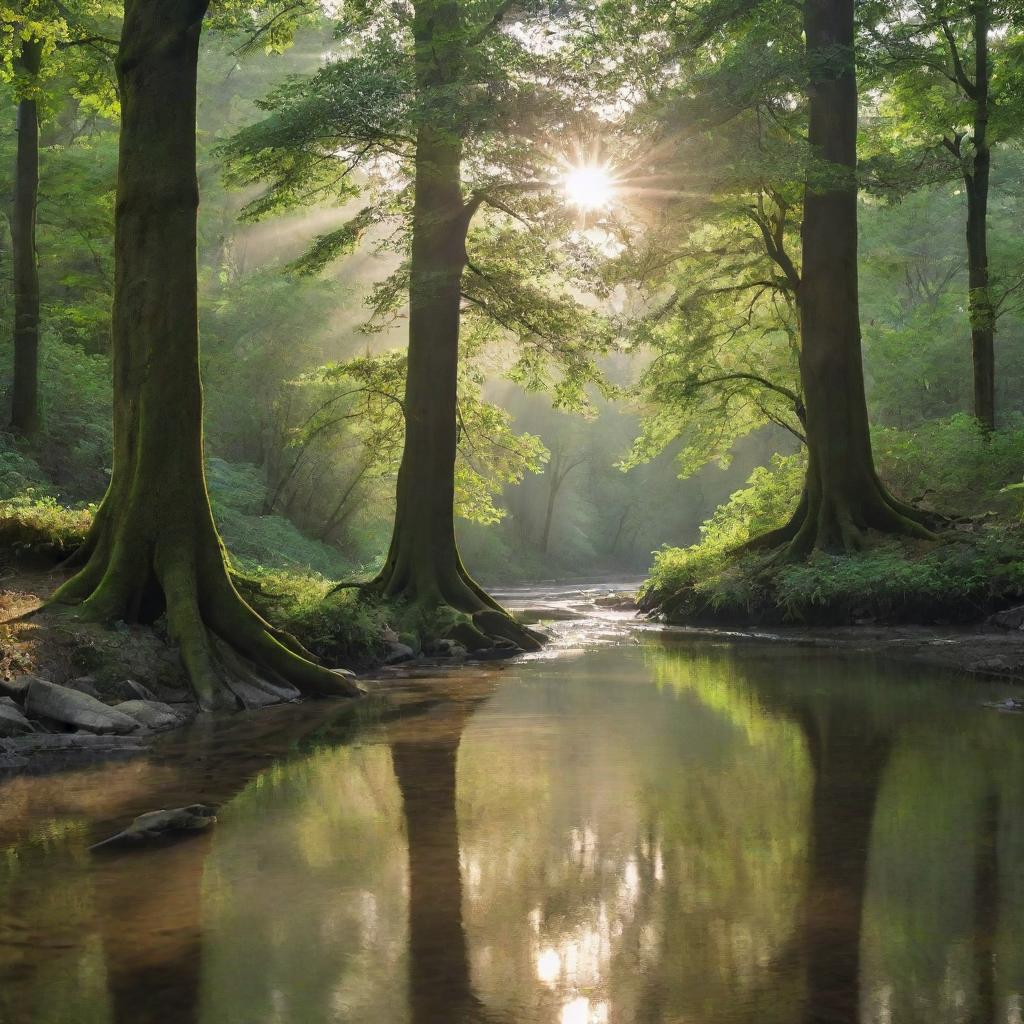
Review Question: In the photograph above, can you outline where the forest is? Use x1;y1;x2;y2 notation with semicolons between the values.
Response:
5;2;1024;1023
0;0;1023;707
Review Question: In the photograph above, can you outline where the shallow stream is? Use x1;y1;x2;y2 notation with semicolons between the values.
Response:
2;582;1023;1023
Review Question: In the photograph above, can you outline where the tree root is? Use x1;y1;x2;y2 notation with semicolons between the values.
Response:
51;531;364;711
366;552;545;654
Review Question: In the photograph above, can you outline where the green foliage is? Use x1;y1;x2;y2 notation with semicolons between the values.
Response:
645;433;1024;625
874;414;1024;516
0;491;94;560
772;531;1024;623
207;458;356;578
236;567;389;668
643;453;806;609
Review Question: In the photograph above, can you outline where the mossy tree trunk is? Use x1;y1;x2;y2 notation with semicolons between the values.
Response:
764;0;934;557
10;37;43;436
369;0;541;651
53;0;360;708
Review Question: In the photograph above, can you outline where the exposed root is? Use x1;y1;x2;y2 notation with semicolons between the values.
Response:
52;530;364;711
367;551;545;654
743;466;939;563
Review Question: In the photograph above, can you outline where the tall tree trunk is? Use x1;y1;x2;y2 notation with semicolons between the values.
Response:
762;0;933;557
369;0;541;652
966;2;994;431
539;453;582;554
52;0;359;709
10;37;42;436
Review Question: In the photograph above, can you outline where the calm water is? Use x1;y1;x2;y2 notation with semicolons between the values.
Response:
2;598;1023;1024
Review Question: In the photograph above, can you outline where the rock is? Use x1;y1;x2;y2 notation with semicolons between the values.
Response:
15;733;146;752
470;639;523;661
113;700;183;732
0;698;33;736
988;605;1024;631
91;804;218;851
66;675;102;700
0;675;33;702
985;697;1024;712
425;638;468;658
383;642;415;665
592;593;638;611
24;679;142;735
969;655;1024;675
381;626;400;644
86;676;161;703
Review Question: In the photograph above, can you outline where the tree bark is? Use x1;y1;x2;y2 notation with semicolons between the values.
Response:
764;0;934;557
52;0;360;709
368;0;541;651
10;37;43;436
966;1;995;432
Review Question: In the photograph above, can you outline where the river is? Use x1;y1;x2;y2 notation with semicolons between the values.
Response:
1;581;1023;1023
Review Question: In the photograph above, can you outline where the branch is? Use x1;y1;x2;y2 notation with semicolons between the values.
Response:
664;371;803;413
939;18;978;99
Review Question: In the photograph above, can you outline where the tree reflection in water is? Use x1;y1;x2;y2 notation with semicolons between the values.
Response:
2;644;1024;1023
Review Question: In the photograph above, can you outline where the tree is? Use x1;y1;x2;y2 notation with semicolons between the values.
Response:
53;0;360;708
9;33;42;435
772;0;932;554
3;2;118;435
538;435;587;554
606;0;936;554
863;0;1024;432
223;0;614;647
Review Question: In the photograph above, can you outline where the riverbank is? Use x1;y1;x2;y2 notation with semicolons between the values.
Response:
0;565;525;773
652;621;1024;689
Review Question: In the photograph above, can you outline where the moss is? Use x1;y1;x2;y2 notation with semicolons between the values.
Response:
646;524;1024;627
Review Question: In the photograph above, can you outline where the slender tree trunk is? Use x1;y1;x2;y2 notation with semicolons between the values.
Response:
52;0;359;708
762;0;933;557
369;0;541;651
10;37;43;436
316;461;368;541
540;454;563;554
539;456;582;554
966;2;995;431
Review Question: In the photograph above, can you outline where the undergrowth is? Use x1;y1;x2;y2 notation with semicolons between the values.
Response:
644;420;1024;625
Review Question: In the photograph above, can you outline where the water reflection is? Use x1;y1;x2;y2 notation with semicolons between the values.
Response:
1;643;1023;1023
389;699;487;1024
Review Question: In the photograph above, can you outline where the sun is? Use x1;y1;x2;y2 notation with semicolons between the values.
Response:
563;163;615;211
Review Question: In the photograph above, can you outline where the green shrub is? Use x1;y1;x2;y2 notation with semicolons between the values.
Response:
644;433;1024;626
0;492;95;561
236;566;388;667
643;453;805;608
874;413;1024;516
